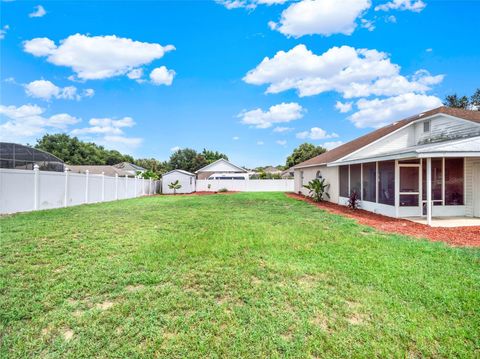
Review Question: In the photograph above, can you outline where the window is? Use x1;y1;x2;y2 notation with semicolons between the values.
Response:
445;158;464;205
378;161;395;205
362;162;376;202
423;120;430;133
339;166;349;197
350;164;361;197
300;171;304;186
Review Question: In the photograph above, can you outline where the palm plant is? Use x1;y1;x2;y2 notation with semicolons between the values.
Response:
168;180;182;195
303;178;330;202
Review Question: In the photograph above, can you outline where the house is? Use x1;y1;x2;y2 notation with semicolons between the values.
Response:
68;165;132;177
293;107;480;225
113;162;146;176
162;169;196;194
196;158;249;180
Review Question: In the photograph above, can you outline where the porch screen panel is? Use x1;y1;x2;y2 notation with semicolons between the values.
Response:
339;165;349;197
378;161;395;205
422;158;443;205
362;162;376;202
350;164;361;197
445;158;464;205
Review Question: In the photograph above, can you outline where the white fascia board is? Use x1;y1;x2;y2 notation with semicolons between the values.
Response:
293;163;327;170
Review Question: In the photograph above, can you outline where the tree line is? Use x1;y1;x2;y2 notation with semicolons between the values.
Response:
35;134;229;178
35;133;328;178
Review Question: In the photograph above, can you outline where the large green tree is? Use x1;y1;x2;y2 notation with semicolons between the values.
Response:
443;88;480;110
134;158;170;176
286;143;327;168
168;148;229;173
35;133;229;175
35;134;134;165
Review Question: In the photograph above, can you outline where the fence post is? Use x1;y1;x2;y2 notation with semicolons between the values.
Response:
115;173;119;200
134;176;138;197
142;178;145;195
85;170;89;204
149;178;152;195
125;176;128;197
64;167;69;207
33;164;39;210
101;171;105;202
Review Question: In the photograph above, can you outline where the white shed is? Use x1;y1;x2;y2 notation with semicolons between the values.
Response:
162;170;196;194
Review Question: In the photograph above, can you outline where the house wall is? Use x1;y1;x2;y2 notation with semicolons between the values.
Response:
294;165;339;203
162;172;195;194
415;116;480;144
342;114;480;162
465;157;480;217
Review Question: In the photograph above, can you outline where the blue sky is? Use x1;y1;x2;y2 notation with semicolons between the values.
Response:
1;0;479;167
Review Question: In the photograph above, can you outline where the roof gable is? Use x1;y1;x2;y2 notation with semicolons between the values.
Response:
196;158;247;173
163;169;195;177
294;107;480;169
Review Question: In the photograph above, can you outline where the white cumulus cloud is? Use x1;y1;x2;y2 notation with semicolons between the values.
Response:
348;93;443;129
29;5;46;18
375;0;426;12
0;25;9;40
322;141;344;150
23;34;175;80
276;140;287;146
239;102;304;129
296;127;339;140
244;44;443;98
70;117;141;149
170;146;181;152
216;0;286;10
24;79;94;101
273;126;293;133
71;117;135;136
335;101;353;113
269;0;371;37
0;104;79;142
150;66;175;86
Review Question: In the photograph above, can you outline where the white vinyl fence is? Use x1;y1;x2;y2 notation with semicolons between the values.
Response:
196;179;294;192
0;166;160;215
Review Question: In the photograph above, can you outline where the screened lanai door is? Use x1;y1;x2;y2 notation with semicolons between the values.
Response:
399;162;422;217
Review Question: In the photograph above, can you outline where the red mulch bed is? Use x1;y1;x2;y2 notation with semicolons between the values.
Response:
287;193;480;247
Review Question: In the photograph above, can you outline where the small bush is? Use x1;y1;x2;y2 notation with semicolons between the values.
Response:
347;191;361;210
303;178;330;202
218;188;228;193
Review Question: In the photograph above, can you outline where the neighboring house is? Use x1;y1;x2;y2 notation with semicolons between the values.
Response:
113;162;146;176
162;169;196;194
68;164;134;177
281;167;294;179
196;158;248;179
293;107;480;224
262;166;283;175
0;142;64;172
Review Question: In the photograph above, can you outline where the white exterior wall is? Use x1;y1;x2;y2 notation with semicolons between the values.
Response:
0;168;158;214
465;157;480;217
294;165;339;203
196;179;293;192
343;115;480;162
162;172;196;194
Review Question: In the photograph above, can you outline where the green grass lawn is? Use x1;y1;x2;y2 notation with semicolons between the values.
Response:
1;193;479;358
